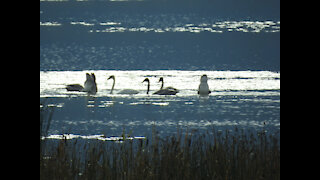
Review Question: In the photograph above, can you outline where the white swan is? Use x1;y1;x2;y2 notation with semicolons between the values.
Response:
107;75;139;94
198;74;211;96
153;77;178;95
66;73;97;95
83;73;97;94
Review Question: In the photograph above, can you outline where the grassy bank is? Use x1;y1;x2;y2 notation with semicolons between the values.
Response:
40;104;280;180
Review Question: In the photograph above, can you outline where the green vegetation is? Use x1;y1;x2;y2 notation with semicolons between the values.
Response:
40;103;280;180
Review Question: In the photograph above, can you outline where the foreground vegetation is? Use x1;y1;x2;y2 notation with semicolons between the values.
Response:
40;103;280;180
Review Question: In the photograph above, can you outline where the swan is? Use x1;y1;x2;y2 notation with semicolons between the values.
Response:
66;73;97;95
153;77;178;95
84;73;97;94
198;74;211;96
142;78;150;94
107;75;139;94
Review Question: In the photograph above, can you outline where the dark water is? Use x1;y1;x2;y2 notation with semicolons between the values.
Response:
40;0;280;140
40;0;280;71
43;94;279;138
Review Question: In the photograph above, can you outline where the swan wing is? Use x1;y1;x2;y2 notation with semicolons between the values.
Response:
166;86;179;92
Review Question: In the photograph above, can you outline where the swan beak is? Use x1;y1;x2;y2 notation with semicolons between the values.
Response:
107;75;114;80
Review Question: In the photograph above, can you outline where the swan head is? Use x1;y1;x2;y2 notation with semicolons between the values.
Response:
85;73;96;82
142;78;150;83
107;75;115;80
91;73;96;82
86;73;91;80
200;74;208;82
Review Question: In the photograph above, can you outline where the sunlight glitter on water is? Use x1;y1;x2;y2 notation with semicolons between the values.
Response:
40;70;280;98
40;20;280;33
40;70;280;137
42;134;146;142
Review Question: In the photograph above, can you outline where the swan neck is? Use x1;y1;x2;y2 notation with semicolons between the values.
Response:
110;78;115;94
147;81;150;94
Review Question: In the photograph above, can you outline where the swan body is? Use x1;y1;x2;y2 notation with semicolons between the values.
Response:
66;73;97;95
153;77;178;95
66;84;84;92
198;74;211;96
107;75;139;94
118;89;140;94
153;88;178;95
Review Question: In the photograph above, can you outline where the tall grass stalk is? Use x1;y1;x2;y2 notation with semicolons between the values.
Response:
40;102;279;179
40;129;279;179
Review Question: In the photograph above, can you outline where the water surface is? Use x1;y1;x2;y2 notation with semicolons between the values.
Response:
40;0;280;141
40;70;280;140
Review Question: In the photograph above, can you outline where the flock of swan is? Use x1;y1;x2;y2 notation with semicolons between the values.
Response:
66;73;211;96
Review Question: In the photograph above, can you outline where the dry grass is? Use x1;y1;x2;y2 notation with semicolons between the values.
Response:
40;103;280;180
